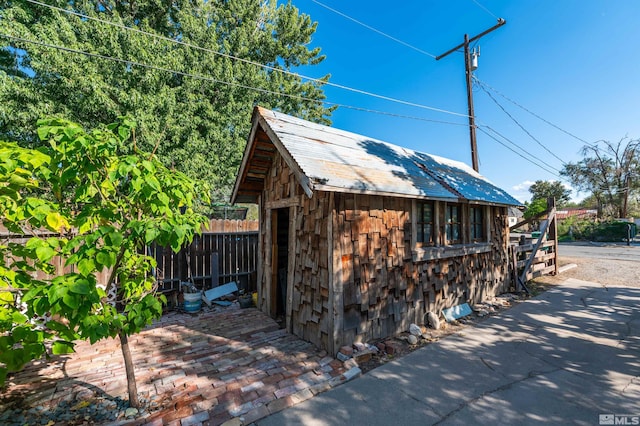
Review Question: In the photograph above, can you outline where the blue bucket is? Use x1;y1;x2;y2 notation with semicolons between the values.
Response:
183;291;202;313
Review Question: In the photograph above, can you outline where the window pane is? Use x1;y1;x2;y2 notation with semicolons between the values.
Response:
471;207;484;240
422;204;432;222
425;226;431;242
417;201;433;245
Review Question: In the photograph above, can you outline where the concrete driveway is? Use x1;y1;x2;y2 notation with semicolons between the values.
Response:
256;279;640;425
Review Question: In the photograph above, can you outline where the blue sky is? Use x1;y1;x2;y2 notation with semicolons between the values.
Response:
291;0;640;203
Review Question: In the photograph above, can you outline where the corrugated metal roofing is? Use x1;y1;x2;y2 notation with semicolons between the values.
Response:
232;107;522;206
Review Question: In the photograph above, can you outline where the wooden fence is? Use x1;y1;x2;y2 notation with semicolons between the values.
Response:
2;220;260;296
508;198;558;292
207;219;259;233
154;229;259;294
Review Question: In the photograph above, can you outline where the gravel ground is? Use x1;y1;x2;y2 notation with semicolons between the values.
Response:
542;255;640;288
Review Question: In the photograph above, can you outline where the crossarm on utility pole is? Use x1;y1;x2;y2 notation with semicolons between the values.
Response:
435;18;506;172
435;18;506;61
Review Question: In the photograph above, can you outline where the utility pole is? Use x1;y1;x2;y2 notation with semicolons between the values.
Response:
436;18;506;172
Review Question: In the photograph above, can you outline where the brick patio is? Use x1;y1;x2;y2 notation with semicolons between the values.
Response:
1;305;357;425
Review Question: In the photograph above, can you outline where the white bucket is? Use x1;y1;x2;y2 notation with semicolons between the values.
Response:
183;291;202;313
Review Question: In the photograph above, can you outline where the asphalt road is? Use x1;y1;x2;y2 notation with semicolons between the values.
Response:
558;241;640;262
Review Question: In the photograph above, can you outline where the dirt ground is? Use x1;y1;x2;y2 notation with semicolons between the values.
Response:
357;254;638;374
547;256;640;288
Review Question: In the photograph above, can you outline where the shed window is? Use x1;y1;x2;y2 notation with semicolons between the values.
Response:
445;204;461;244
417;201;434;245
470;206;485;241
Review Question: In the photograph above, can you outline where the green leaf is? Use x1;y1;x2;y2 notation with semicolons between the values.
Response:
62;293;80;309
35;245;56;262
48;285;67;304
144;227;160;244
12;311;27;324
37;125;51;141
0;367;7;386
96;251;114;268
52;340;75;355
46;320;78;341
69;279;91;295
77;258;96;276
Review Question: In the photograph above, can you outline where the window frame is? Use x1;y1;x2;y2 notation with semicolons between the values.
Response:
470;205;485;242
445;203;462;245
416;200;435;247
412;201;494;262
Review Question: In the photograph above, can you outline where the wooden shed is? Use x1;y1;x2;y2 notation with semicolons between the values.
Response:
231;107;522;355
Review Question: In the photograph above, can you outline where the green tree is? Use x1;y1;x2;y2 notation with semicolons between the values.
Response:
561;138;640;218
528;180;571;206
0;118;208;407
0;0;333;202
523;198;547;220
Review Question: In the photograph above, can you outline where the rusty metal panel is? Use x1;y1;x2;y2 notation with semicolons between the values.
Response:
233;107;521;207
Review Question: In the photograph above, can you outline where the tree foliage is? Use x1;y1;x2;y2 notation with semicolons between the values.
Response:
523;198;547;220
0;118;208;405
0;0;333;201
561;138;640;218
528;180;571;206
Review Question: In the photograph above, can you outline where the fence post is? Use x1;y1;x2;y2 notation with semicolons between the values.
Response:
547;197;558;275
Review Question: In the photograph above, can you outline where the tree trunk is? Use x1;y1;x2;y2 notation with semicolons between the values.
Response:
119;332;140;408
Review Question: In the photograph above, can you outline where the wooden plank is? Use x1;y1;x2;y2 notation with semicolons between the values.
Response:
265;195;302;210
510;246;518;291
330;192;344;354
211;253;219;288
286;205;297;333
265;208;273;316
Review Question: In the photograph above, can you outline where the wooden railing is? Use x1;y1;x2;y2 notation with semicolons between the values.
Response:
509;198;558;293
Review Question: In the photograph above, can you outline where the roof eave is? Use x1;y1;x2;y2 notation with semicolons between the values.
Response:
230;107;263;205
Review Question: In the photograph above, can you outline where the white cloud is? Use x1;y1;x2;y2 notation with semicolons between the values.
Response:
512;180;535;193
510;179;584;204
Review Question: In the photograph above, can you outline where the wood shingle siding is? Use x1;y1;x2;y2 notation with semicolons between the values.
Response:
233;106;522;355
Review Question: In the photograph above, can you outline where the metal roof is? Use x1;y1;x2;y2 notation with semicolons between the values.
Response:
232;107;522;207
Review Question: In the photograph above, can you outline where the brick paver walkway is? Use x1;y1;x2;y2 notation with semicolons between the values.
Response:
1;305;357;425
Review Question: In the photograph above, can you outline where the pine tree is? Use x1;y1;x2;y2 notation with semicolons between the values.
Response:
0;0;333;201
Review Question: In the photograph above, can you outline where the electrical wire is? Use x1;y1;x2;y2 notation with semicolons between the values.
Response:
4;3;583;179
0;33;469;128
1;34;322;102
476;78;567;165
310;0;437;59
478;125;564;176
479;125;556;173
23;0;468;118
474;77;594;147
470;0;500;21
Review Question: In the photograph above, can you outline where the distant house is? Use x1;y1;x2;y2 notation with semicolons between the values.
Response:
232;107;522;354
556;208;597;220
508;206;524;228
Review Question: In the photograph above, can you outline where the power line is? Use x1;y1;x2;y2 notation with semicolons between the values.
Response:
475;77;567;165
474;77;594;147
470;0;500;21
332;106;469;126
1;34;321;101
310;0;437;59
0;33;469;128
23;0;468;118
478;125;563;176
479;125;559;174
